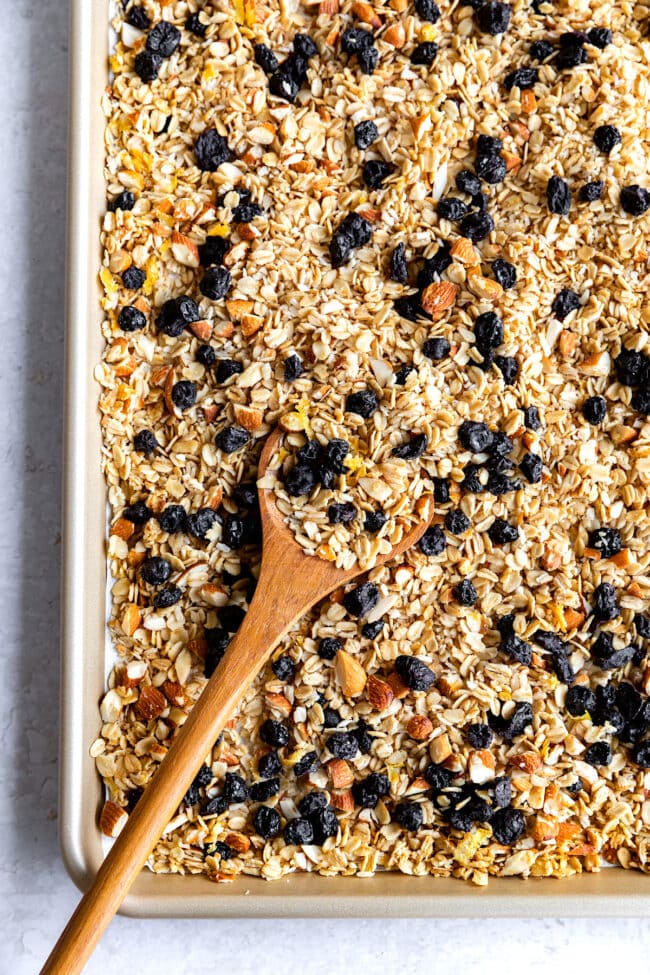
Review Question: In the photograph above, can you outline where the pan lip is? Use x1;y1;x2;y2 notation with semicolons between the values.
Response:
59;0;650;918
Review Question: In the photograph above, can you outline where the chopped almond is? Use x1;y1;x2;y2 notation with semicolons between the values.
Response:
521;88;537;113
111;517;135;541
136;684;167;721
99;800;128;838
241;314;264;337
451;237;480;266
331;789;355;811
429;732;452;764
224;831;251;854
328;758;354;789
383;22;405;47
406;715;434;740
386;671;409;699
190;320;213;342
121;603;141;637
226;299;254;321
335;649;367;697
420;281;459;319
367;674;395;710
351;1;382;27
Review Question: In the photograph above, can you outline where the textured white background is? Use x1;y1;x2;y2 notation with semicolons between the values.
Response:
3;1;650;972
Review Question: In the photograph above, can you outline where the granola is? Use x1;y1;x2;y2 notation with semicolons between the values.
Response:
95;0;650;885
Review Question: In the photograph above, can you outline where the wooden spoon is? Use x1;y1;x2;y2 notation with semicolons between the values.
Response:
42;429;433;974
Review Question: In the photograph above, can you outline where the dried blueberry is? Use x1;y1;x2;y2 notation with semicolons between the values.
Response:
459;210;494;242
327;732;358;760
582;395;607;424
530;39;555;61
454;579;477;606
216;425;250;453
121;266;146;290
272;655;295;682
346;388;379;418
118;305;146;332
140;556;171;586
391;432;428;459
362;159;393;190
134;429;158;454
476;2;512;35
419;525;446;557
389;242;408;283
491;806;525;844
186;11;207;37
593;124;621;154
330;212;373;268
584;741;611;766
620;185;650;216
459;419;495;452
491;259;516;290
171;380;197;410
253;805;281;839
456;170;481;196
488;518;519;544
415;0;441;21
501;635;532;665
147;21;181;58
186;507;219;540
495;355;518;384
328;502;356;524
519;452;542;483
586;27;612;49
199;235;230;266
504;67;538;90
476;154;507;184
424;763;453;792
199;266;232;300
343;582;379;619
579;180;604;203
615;348;649;386
411;42;439;66
134;50;163;82
394;802;424;830
588;527;621;558
466;723;493;749
127;5;150;29
547;176;571;215
158;504;187;534
395;654;436;690
437;197;469;221
445;508;470;535
592;582;619;621
354;119;379;150
566;684;596;716
260;719;289;748
364;509;387;533
362;620;385;639
284;817;314;845
423;336;451;360
194;128;232;171
352;772;389;807
196;344;216;367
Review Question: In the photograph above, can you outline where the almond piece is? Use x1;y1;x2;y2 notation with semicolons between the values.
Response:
121;603;141;637
389;0;407;10
510;750;542;773
383;22;405;47
521;88;536;113
559;330;577;355
610;548;632;568
429;732;451;764
420;280;458;319
224;831;251;854
386;671;409;699
111;517;135;541
171;231;200;268
406;715;434;740
503;150;521;172
319;0;339;13
468;749;496;784
233;403;264;430
328;758;354;789
199;582;229;608
136;684;167;721
467;270;503;301
610;424;638;445
450;237;480;266
265;692;292;716
203;404;219;424
563;608;585;629
190;320;213;342
580;350;611;377
335;649;367;697
358;207;381;222
531;814;558;842
162;679;186;707
410;114;431;141
100;688;123;723
556;821;581;845
352;1;381;27
237;223;260;241
207;485;223;510
163;367;176;415
240;314;264;337
367;674;395;711
226;299;254;321
331;788;355;811
99;800;128;838
120;660;147;688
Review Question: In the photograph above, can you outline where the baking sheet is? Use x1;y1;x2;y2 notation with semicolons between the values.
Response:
60;0;650;915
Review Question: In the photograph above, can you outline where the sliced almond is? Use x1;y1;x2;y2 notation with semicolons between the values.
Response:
121;603;141;637
580;350;611;376
429;732;451;764
406;715;434;740
162;679;186;707
224;831;251;854
226;299;254;321
111;517;135;541
100;688;123;723
171;231;200;268
386;671;409;699
136;684;167;721
450;237;480;266
420;280;458;319
328;758;354;789
335;649;367;698
190;320;213;342
559;330;577;356
410;114;431;141
367;674;395;711
233;403;264;430
521;88;536;113
99;800;128;838
468;749;495;784
241;314;264;337
331;788;355;811
352;1;381;27
265;692;292;716
383;22;405;47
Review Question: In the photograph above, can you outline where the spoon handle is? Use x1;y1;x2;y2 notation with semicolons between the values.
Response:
41;565;306;975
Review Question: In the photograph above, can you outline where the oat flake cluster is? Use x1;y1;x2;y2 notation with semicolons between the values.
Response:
95;0;650;885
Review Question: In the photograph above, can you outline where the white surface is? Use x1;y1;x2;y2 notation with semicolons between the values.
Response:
2;2;650;972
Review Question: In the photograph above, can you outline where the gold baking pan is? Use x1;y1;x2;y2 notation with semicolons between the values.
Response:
60;0;650;916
